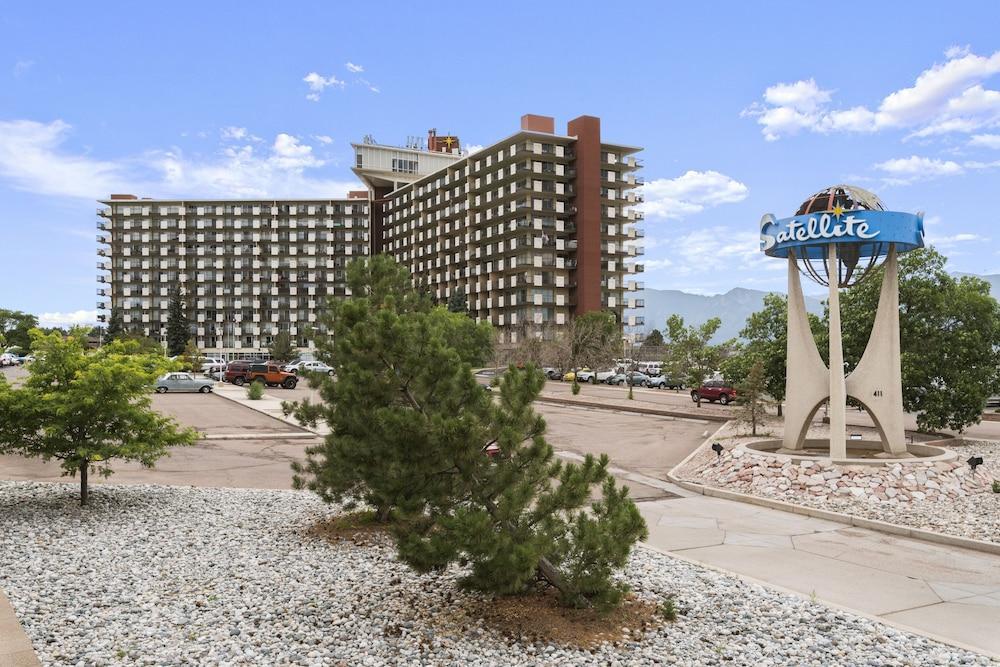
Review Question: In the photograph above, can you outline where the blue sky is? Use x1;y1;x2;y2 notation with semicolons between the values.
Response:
2;1;999;325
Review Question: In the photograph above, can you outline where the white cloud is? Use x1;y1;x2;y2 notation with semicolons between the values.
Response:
13;59;34;77
874;155;964;177
969;133;1000;148
345;62;364;73
38;310;97;327
945;45;972;59
640;170;749;219
358;78;380;93
763;78;831;113
220;126;261;143
302;72;345;101
0;118;362;200
0;119;130;197
464;144;485;155
746;48;1000;141
313;134;333;145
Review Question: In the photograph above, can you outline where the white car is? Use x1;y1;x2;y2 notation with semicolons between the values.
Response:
200;357;226;373
290;360;335;376
0;353;18;367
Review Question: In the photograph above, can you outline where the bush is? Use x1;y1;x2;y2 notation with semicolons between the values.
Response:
659;598;678;621
571;380;581;395
247;380;265;400
992;479;1000;494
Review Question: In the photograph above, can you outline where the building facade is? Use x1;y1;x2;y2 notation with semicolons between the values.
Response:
97;195;369;356
381;114;645;343
97;114;645;354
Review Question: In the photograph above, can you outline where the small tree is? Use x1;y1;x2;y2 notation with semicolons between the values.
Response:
287;257;647;609
735;360;768;436
268;331;301;364
0;329;198;506
551;311;620;391
642;328;664;347
165;291;190;357
662;314;729;407
180;338;202;373
447;286;469;315
105;306;125;342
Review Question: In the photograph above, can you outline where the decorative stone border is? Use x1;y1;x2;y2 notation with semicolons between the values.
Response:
667;428;1000;558
739;438;958;466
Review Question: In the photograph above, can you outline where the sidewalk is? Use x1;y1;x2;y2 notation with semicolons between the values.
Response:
0;590;38;667
212;382;330;436
637;488;1000;658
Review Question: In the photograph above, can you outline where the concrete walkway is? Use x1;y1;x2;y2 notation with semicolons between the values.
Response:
213;382;330;435
0;590;38;667
637;489;1000;658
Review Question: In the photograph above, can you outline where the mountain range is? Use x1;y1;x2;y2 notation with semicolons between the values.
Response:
636;273;999;342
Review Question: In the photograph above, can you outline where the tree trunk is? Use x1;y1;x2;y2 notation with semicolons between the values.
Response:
376;503;392;523
79;461;89;507
777;403;783;417
536;555;565;592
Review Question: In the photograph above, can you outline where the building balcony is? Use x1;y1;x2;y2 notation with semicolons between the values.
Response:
627;298;645;309
97;220;107;231
97;288;107;296
97;207;111;217
97;301;107;310
97;234;110;244
97;314;107;323
97;262;109;271
626;315;645;327
626;280;644;291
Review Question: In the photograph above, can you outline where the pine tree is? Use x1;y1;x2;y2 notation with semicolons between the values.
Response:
447;287;469;314
165;291;190;357
105;306;125;342
287;256;647;610
268;331;301;364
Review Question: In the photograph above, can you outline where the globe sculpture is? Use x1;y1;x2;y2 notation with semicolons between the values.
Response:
760;185;925;460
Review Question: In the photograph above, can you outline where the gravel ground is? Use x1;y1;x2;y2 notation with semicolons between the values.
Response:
677;434;1000;545
0;481;995;666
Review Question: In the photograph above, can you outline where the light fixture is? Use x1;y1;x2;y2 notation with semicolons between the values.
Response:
711;442;724;459
968;456;984;472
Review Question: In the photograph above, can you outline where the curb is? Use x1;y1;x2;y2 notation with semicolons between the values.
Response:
666;442;1000;557
635;542;1000;660
534;396;729;422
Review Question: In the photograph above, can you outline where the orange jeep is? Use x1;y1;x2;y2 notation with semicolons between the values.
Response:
233;362;298;389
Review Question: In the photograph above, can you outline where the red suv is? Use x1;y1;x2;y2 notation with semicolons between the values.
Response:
691;380;737;405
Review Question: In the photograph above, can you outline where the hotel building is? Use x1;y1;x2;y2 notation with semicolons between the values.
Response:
97;114;644;354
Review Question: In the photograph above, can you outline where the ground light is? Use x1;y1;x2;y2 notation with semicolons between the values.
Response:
967;456;984;471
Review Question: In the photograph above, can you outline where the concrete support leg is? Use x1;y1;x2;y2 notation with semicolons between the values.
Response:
782;252;830;451
846;245;907;455
827;245;848;461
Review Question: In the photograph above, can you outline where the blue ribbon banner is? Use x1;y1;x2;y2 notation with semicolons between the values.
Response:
760;210;925;260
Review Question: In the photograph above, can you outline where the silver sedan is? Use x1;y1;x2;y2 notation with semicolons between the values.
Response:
154;372;215;394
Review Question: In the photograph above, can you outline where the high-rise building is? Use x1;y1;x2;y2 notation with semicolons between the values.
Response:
380;114;645;343
97;195;369;356
97;113;644;355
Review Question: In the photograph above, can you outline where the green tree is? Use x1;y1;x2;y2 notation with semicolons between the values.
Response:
287;256;646;609
642;328;664;347
721;294;824;417
447;286;469;315
268;331;301;364
735;360;769;436
0;309;39;351
838;248;1000;432
0;329;198;506
105;306;125;342
165;291;190;357
180;339;202;373
662;315;728;406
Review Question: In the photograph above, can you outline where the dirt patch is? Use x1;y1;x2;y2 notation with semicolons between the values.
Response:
459;587;666;649
308;511;392;547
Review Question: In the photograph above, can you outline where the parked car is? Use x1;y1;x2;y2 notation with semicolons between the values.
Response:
233;362;298;389
691;380;737;405
594;369;619;384
222;360;254;383
154;372;214;393
289;360;335;376
609;371;650;386
563;368;591;383
200;357;227;374
542;367;563;380
0;353;17;367
646;375;684;389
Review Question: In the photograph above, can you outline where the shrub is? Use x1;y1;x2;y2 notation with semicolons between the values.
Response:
659;598;677;621
247;380;265;400
992;479;1000;494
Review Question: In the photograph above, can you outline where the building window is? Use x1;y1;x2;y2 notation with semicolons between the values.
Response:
356;153;363;168
391;158;418;174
